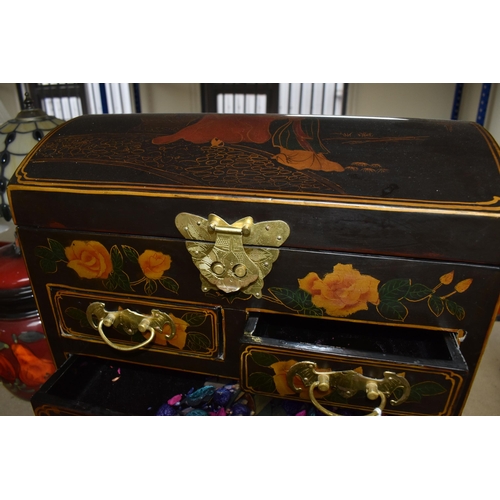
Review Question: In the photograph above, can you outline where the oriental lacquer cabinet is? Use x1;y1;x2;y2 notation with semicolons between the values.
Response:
8;113;500;416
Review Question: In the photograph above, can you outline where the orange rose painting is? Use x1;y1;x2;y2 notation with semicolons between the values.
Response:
269;359;330;399
146;313;189;350
270;359;298;396
36;238;179;296
265;265;472;323
138;250;172;280
247;352;333;401
65;240;112;279
298;264;380;317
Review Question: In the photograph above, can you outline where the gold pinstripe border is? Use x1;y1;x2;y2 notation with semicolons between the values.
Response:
8;183;500;220
46;284;225;361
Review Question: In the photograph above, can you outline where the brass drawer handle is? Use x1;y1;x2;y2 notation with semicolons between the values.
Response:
86;302;176;352
286;361;411;416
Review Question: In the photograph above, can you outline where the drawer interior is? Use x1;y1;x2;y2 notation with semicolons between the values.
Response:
32;355;210;415
244;313;467;370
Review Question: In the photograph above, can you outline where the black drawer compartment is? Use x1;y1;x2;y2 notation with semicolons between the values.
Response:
31;355;212;416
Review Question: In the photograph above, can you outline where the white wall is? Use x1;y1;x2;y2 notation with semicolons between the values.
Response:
346;83;500;143
346;83;456;119
139;83;201;113
0;83;21;123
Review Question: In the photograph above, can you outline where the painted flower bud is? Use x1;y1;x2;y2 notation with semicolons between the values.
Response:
439;271;455;285
454;278;473;293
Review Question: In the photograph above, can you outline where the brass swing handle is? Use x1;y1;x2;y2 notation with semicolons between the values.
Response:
86;302;176;352
286;361;411;416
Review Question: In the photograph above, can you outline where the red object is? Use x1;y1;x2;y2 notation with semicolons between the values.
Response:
0;242;55;400
152;114;276;145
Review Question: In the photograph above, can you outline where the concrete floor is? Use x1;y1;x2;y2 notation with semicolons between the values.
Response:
1;322;499;416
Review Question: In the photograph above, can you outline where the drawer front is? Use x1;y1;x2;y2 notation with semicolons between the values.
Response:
48;286;221;359
240;345;466;416
240;313;468;416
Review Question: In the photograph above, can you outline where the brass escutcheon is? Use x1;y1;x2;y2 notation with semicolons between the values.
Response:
86;302;176;352
175;212;290;298
286;361;411;416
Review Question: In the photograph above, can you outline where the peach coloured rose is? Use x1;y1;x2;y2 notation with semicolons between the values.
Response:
270;359;298;396
145;313;189;350
65;240;112;279
138;250;172;280
11;344;56;387
270;359;332;400
299;263;380;317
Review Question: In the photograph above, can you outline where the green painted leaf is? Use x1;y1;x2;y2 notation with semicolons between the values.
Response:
103;270;132;292
447;300;465;320
0;342;9;350
159;277;179;294
48;239;66;261
407;381;447;403
65;307;90;328
182;312;207;327
185;333;211;352
17;331;46;343
40;258;57;273
406;283;433;302
455;304;465;321
251;351;279;367
248;372;276;393
304;306;324;317
103;278;117;291
268;287;321;314
428;295;444;317
35;246;55;260
144;278;157;295
446;299;457;316
378;279;411;301
377;300;408;321
115;270;134;292
122;245;139;263
110;245;123;271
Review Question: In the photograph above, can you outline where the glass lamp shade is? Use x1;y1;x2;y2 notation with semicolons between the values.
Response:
0;95;64;231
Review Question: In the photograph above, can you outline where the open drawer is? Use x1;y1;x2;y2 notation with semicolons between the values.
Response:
30;355;212;415
240;313;469;416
